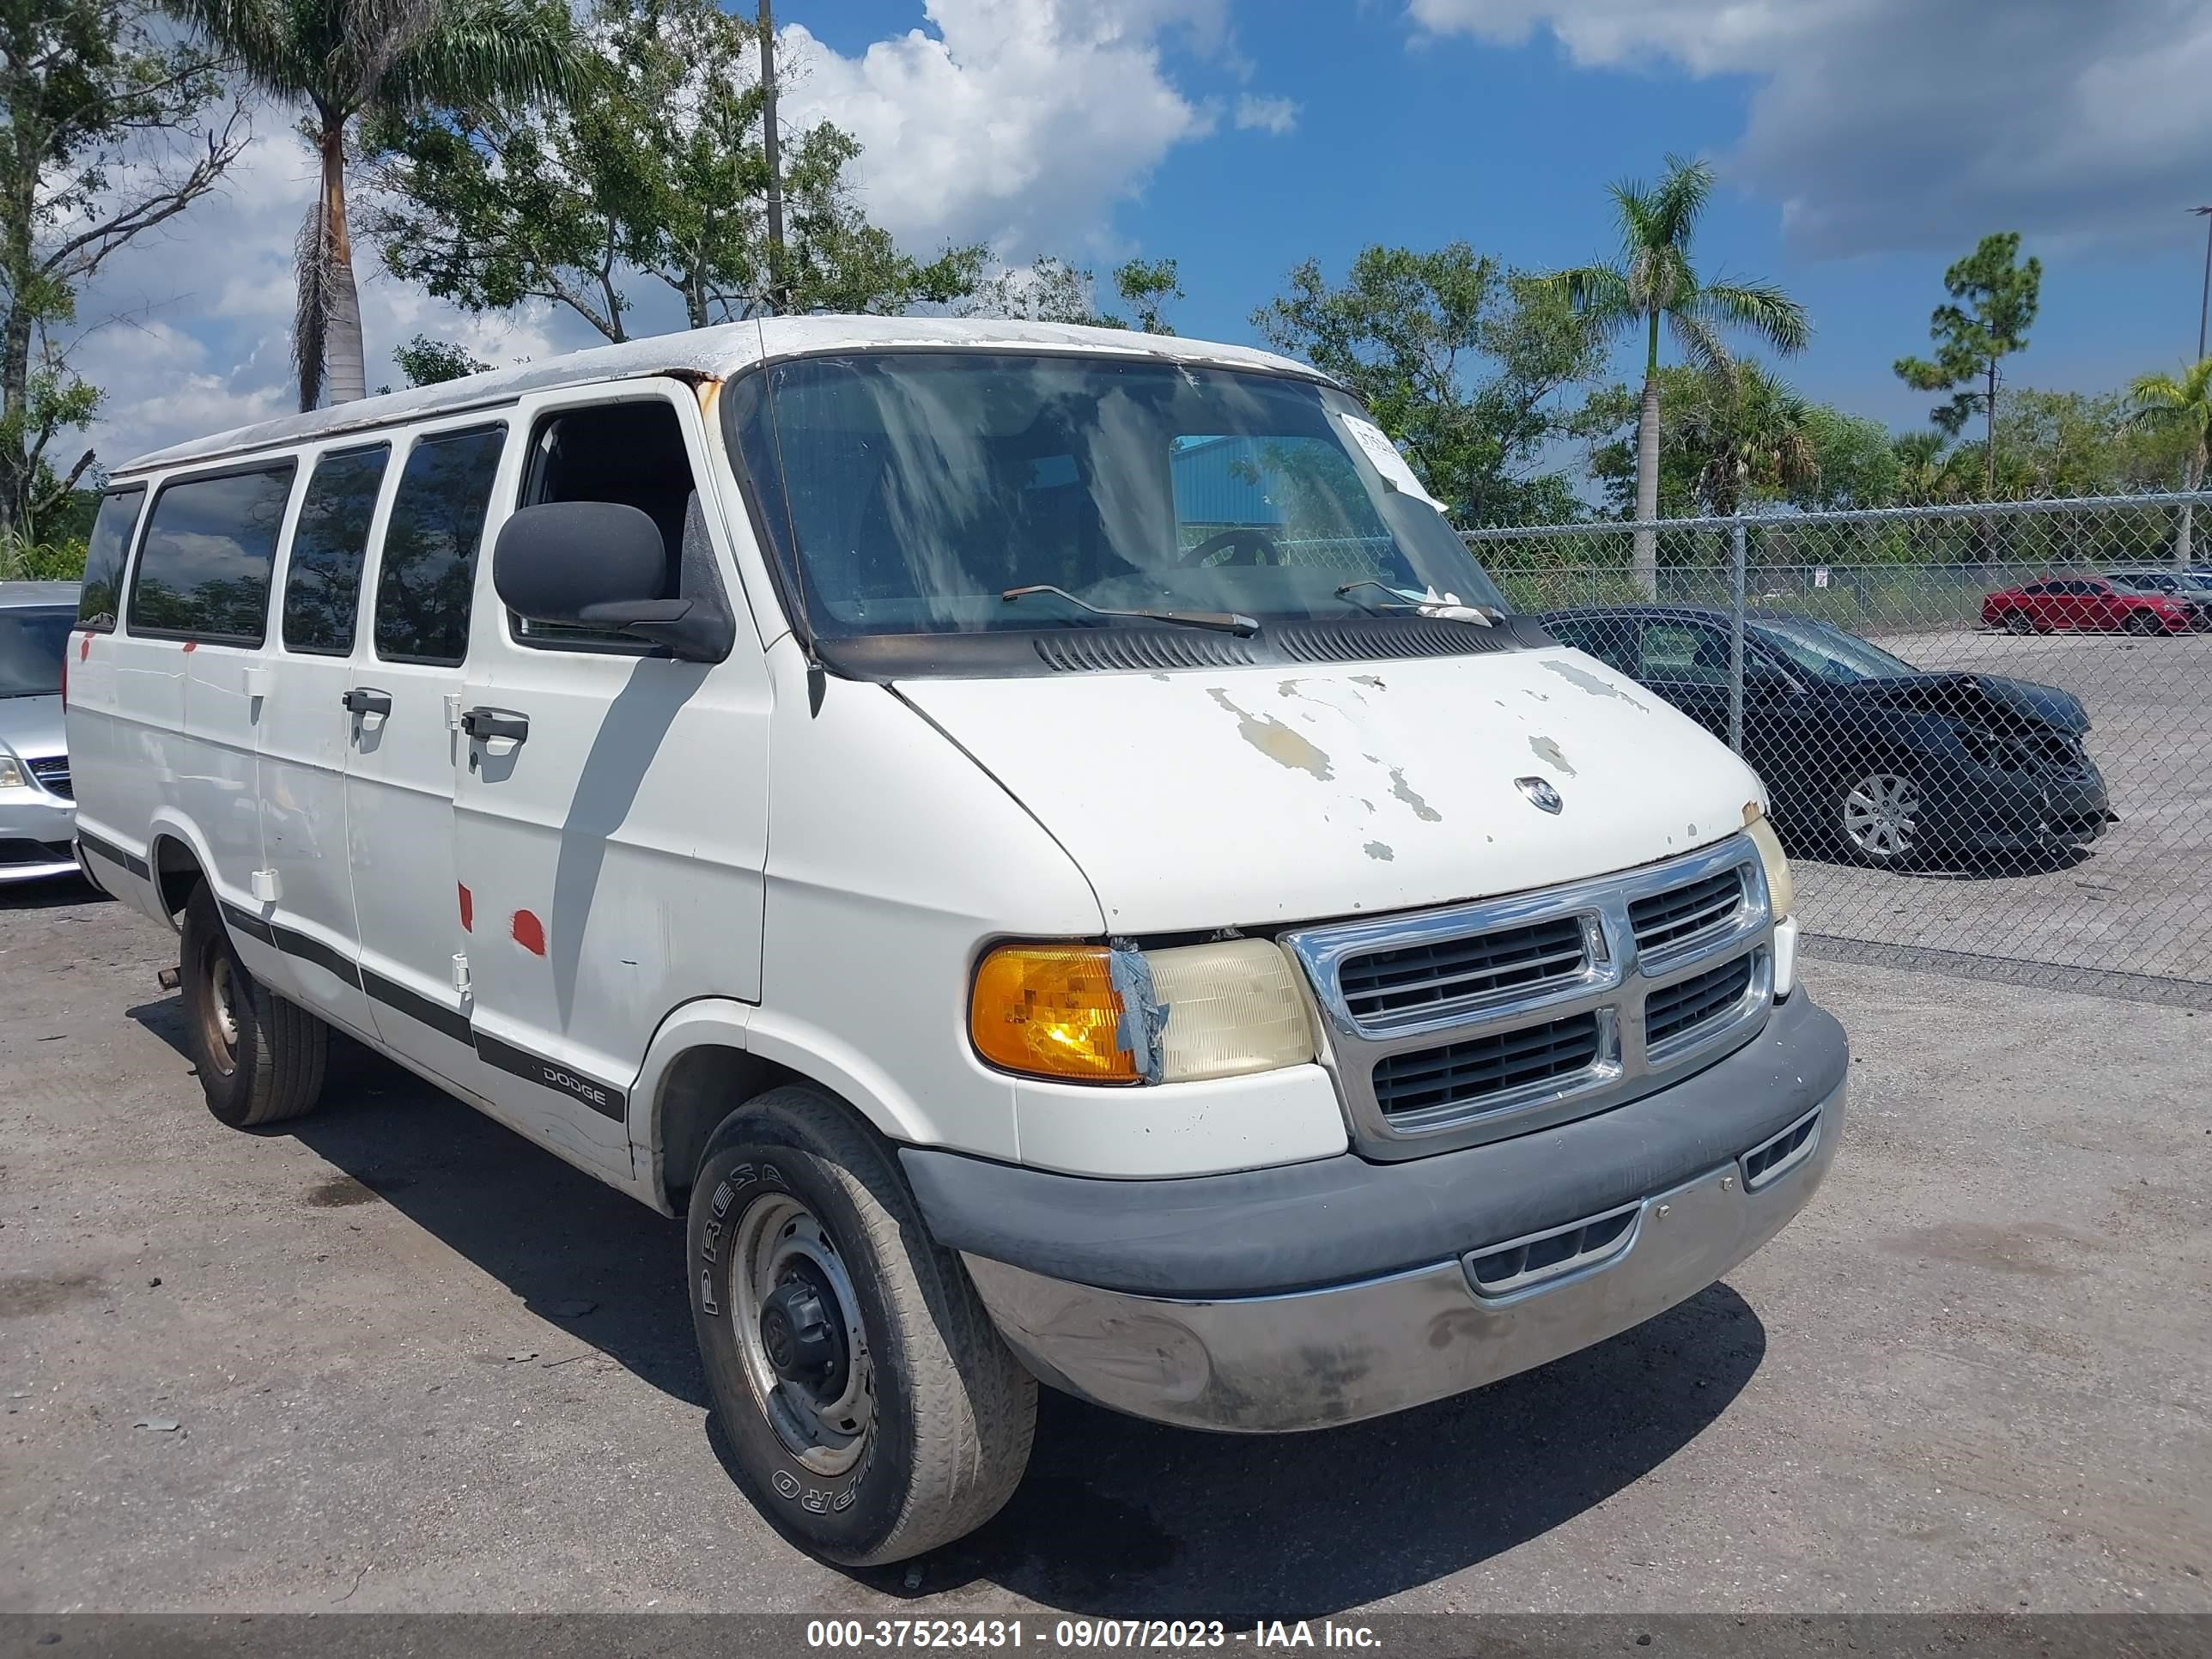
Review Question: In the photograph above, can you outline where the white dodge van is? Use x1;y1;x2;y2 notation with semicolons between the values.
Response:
67;317;1845;1565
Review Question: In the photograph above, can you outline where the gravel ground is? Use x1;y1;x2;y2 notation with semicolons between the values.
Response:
2;885;2209;1615
1793;627;2210;990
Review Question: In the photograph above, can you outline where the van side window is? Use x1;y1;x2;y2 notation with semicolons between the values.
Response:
374;425;506;665
282;445;390;655
76;486;146;632
129;464;298;645
513;401;696;650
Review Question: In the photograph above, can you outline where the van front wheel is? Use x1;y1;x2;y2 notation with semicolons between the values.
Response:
179;884;327;1128
688;1086;1036;1565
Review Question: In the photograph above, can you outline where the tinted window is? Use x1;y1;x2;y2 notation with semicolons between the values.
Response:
1638;620;1731;686
0;607;74;696
2018;582;2049;596
76;487;145;632
1547;614;1638;675
283;446;389;655
374;427;505;664
130;465;296;643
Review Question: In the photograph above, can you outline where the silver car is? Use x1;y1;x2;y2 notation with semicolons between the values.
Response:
0;580;82;884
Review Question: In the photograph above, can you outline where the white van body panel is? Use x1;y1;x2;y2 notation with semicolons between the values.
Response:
754;637;1103;1162
899;647;1766;934
341;414;511;1100
453;380;767;1179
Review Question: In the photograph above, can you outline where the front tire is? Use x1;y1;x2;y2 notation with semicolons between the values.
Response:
2123;609;2162;636
688;1085;1036;1565
179;884;327;1127
1834;767;1923;868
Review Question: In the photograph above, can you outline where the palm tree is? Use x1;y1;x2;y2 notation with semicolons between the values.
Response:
1557;155;1811;595
2124;356;2212;568
167;0;580;410
1679;361;1819;518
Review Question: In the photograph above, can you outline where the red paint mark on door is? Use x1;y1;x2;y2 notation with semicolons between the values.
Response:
77;634;91;662
458;884;473;933
511;909;546;956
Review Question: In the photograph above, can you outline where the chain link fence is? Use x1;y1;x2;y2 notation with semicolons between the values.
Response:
1468;493;2212;1004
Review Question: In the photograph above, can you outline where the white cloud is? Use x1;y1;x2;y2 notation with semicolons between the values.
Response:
69;119;597;470
1233;93;1300;136
1407;0;2212;257
779;0;1242;256
65;2;1296;466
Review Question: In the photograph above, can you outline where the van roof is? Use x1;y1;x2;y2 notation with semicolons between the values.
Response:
114;314;1335;478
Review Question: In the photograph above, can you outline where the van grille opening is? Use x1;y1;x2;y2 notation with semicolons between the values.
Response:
1645;954;1754;1050
1338;915;1588;1025
1371;1011;1601;1120
1628;868;1741;957
1467;1205;1638;1297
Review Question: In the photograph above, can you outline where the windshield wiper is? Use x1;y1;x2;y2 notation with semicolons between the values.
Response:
1334;579;1499;625
1001;585;1259;637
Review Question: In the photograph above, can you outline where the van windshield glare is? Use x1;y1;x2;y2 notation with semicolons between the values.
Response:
728;352;1508;640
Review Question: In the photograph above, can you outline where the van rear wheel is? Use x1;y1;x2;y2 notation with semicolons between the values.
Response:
687;1085;1036;1565
179;884;327;1128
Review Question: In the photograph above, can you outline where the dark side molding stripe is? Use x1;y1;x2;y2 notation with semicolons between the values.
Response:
213;901;627;1121
76;829;149;880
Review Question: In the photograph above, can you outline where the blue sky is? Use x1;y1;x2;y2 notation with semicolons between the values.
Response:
78;0;2212;468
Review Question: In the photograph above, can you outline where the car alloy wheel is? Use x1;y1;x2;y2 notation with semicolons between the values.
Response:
2002;610;2033;635
1840;771;1920;865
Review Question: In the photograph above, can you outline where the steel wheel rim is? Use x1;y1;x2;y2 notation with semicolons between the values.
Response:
204;952;240;1076
730;1193;873;1476
1843;772;1919;860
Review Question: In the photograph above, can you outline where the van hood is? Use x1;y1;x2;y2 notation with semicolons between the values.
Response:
898;647;1765;933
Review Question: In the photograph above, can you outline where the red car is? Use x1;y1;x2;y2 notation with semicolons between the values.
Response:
1982;577;2192;635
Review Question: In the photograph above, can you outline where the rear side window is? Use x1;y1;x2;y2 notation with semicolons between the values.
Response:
374;426;506;665
130;465;298;644
76;486;146;632
283;445;390;655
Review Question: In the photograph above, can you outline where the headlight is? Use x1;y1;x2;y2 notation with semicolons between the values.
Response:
1743;802;1793;920
969;939;1316;1085
0;752;26;791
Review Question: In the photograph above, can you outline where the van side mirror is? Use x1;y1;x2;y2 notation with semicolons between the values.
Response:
494;501;729;662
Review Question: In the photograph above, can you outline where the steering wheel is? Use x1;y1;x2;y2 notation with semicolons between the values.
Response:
1177;526;1283;568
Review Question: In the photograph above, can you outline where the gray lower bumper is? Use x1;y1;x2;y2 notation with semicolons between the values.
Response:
963;1082;1841;1432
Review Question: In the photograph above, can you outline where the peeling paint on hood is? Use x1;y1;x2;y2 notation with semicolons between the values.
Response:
898;647;1764;933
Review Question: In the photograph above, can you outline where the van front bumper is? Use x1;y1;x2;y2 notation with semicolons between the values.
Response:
903;993;1846;1433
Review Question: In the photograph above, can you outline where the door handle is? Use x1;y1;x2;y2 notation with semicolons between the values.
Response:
460;707;530;744
341;687;392;717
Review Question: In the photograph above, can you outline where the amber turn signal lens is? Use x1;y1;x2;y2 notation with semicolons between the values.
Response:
969;945;1138;1082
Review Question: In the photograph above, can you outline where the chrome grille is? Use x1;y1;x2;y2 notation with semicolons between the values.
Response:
26;757;70;799
1645;953;1755;1049
1284;836;1775;1159
1629;868;1741;957
1372;1011;1603;1123
1339;914;1589;1024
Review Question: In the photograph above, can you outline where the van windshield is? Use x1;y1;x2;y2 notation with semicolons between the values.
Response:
728;352;1507;641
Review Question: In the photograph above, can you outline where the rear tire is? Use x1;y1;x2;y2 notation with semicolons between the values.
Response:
179;884;327;1128
688;1085;1036;1565
2123;610;2162;636
2001;610;2033;635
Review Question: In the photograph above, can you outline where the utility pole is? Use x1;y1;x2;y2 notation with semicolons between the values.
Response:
759;0;788;314
2194;206;2211;363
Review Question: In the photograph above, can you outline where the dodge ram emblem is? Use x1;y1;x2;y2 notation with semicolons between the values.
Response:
1516;776;1564;814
